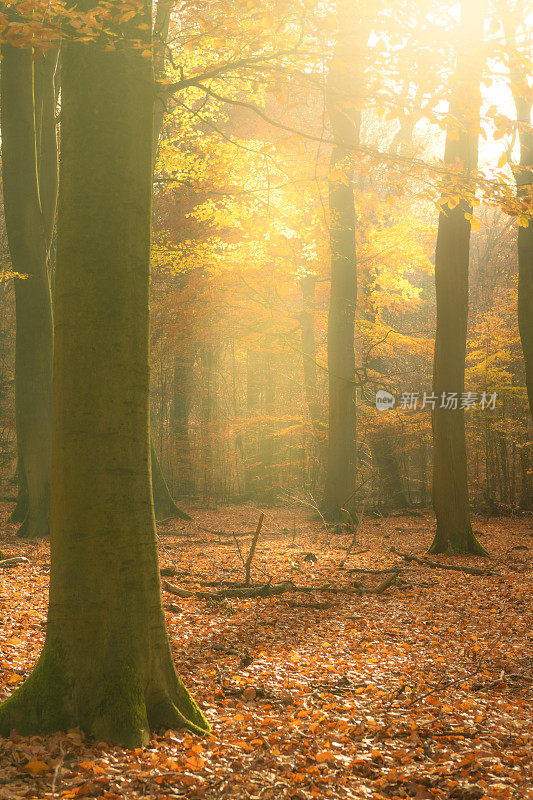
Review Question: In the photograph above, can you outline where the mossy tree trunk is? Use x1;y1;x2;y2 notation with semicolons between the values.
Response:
0;3;208;746
429;0;488;556
1;45;58;538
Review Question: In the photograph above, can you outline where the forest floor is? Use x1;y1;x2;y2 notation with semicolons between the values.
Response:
0;502;531;800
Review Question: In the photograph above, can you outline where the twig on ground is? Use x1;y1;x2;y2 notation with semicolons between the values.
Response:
51;745;65;800
0;557;30;568
245;512;264;586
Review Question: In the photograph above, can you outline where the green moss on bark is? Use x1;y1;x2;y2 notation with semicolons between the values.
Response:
0;648;70;736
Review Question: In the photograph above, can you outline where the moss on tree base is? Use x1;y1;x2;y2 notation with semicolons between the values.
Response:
427;530;489;557
0;647;210;747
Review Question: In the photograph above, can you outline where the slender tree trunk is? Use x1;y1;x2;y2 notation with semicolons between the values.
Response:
147;0;191;519
503;9;533;420
170;351;196;495
517;213;533;420
258;352;278;500
244;349;261;496
518;443;533;510
418;436;428;506
0;5;208;745
372;432;408;511
201;345;215;500
300;276;326;484
1;45;57;538
323;2;373;519
148;0;192;518
429;0;488;555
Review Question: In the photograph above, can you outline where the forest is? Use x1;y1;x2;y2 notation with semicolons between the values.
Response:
0;0;531;798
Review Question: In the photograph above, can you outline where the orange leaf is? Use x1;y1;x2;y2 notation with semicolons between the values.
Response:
25;761;50;775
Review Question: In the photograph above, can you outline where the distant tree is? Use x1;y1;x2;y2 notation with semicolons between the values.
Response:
0;0;208;744
323;0;375;520
502;3;533;421
429;0;488;555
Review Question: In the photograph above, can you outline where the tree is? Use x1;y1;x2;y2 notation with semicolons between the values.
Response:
0;43;58;538
0;1;208;745
502;4;533;421
429;0;488;555
151;436;191;520
323;1;374;520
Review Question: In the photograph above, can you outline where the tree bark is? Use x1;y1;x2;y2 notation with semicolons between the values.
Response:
503;8;533;420
300;276;326;482
0;5;208;745
148;0;193;517
372;432;408;511
323;2;373;520
8;450;29;523
429;0;488;555
0;45;57;539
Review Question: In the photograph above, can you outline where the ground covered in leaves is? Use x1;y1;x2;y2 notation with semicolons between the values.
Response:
0;502;532;800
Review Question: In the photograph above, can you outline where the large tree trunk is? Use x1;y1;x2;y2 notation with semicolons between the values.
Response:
429;0;488;555
0;45;57;539
323;2;375;520
0;5;208;746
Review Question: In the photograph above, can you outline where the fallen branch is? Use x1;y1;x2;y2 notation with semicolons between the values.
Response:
368;570;399;594
245;513;264;585
389;548;490;576
162;580;194;598
0;557;30;568
163;574;399;602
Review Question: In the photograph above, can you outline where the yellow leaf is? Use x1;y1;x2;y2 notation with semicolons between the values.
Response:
498;152;507;168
